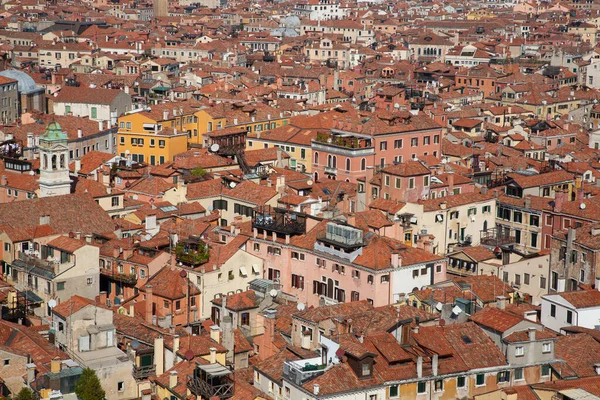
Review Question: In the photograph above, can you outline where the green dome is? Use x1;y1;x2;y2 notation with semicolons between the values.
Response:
41;121;67;141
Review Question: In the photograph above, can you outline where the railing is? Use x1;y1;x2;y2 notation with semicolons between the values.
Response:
99;269;138;285
187;375;234;399
283;358;327;386
252;206;306;236
480;228;516;247
324;166;338;175
132;364;156;380
15;252;55;271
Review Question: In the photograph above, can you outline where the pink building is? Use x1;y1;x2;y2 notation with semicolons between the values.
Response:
311;113;443;184
246;208;447;308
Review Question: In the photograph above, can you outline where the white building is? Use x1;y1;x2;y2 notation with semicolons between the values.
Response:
541;288;600;332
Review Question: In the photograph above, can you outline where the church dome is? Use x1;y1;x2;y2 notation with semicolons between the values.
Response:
41;121;68;141
0;70;41;95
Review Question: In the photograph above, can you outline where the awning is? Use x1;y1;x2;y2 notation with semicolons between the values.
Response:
251;264;259;274
152;86;170;92
198;363;231;377
23;291;43;304
239;267;248;277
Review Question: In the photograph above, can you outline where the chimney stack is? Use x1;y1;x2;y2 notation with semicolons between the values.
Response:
173;335;180;354
146;285;153;324
209;347;217;363
50;357;61;374
432;354;438;376
496;295;506;310
528;328;536;341
417;356;423;378
169;371;178;388
154;336;164;376
210;325;220;343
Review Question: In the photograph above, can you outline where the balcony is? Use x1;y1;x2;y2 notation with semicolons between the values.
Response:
324;166;338;175
312;133;374;157
132;364;156;380
480;228;516;248
187;364;234;400
99;269;138;285
175;238;209;266
252;206;306;236
283;357;327;386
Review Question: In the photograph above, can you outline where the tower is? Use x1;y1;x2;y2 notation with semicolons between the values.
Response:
38;122;71;198
153;0;168;18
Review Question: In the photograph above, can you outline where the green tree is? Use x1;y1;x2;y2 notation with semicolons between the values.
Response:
190;166;207;178
75;368;105;400
16;387;35;400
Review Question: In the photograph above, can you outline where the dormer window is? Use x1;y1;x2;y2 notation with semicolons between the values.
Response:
361;362;371;377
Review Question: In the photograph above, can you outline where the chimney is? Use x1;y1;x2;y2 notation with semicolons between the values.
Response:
554;190;565;212
210;325;220;343
313;385;320;395
75;159;81;174
173;335;180;354
39;215;50;225
98;120;103;131
146;285;153;324
417;356;423;378
496;295;506;310
528;328;536;341
447;171;454;193
27;133;34;148
525;196;531;209
50;357;61;374
84;234;92;244
209;347;217;363
163;110;169;120
0;175;6;186
129;302;135;317
77;128;82;138
26;363;36;386
169;371;178;388
577;186;584;201
432;354;439;376
391;252;401;268
99;291;107;306
154;336;164;376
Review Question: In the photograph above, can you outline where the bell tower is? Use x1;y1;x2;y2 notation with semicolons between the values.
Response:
38;122;71;198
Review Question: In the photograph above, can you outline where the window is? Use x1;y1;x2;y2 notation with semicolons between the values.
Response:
291;274;304;290
267;246;281;256
434;379;443;392
457;376;466;388
411;137;418;147
253;243;260;252
542;342;552;353
361;362;371;376
291;251;305;261
3;359;9;366
163;300;169;309
476;374;485;386
409;178;415;189
424;136;431;145
389;385;399;398
540;276;547;289
111;197;119;207
56;282;65;291
91;107;97;119
394;139;403;148
117;382;124;392
566;310;573;324
524;273;530;285
417;381;426;394
515;367;524;381
541;364;550;377
384;175;390;186
367;275;374;284
380;274;389;283
175;300;181;311
530;215;539;226
515;346;524;356
87;277;93;285
551;271;558;291
380;141;387;151
395;177;401;189
550;304;556;317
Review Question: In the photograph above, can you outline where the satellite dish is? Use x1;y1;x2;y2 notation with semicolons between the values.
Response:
131;340;140;350
125;150;130;155
435;302;443;311
306;180;313;186
117;306;127;314
210;143;220;153
229;181;237;189
297;302;306;311
269;289;278;298
48;299;57;309
580;203;586;210
184;349;195;361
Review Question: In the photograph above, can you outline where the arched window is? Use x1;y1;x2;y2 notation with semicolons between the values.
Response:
345;158;350;171
361;158;366;171
327;154;332;167
51;155;57;170
43;154;48;170
59;154;65;169
314;152;319;164
332;156;337;168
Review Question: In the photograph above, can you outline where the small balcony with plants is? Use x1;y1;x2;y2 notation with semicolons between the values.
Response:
175;238;210;266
